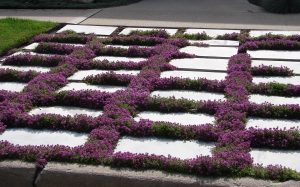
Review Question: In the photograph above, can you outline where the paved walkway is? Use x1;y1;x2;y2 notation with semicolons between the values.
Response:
0;9;101;24
1;0;300;30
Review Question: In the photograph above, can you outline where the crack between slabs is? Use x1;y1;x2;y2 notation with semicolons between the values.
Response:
77;9;103;25
32;166;43;187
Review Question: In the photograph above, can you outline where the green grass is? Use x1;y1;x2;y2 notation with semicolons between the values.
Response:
0;0;142;9
0;18;58;56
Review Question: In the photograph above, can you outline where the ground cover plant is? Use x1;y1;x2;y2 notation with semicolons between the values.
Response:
0;18;58;56
0;26;300;182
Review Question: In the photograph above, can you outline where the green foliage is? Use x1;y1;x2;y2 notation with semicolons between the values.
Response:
0;18;57;55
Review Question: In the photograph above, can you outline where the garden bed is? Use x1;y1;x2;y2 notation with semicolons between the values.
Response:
0;26;300;183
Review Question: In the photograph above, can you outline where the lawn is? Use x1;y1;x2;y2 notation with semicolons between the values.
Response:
0;0;142;9
0;18;58;55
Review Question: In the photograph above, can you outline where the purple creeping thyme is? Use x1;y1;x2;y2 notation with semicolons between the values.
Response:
32;31;95;44
249;83;300;97
0;122;6;134
239;39;300;53
0;30;299;181
0;69;39;83
251;65;294;77
127;30;170;38
3;54;64;67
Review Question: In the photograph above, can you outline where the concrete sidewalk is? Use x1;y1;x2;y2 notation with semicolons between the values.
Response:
0;9;101;24
82;0;300;30
1;0;300;30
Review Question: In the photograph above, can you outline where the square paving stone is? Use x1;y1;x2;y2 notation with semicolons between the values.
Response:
58;82;126;93
29;106;103;118
151;90;226;102
253;76;300;85
247;118;300;130
93;56;147;63
0;128;88;147
169;58;228;71
0;82;27;92
57;24;117;36
114;136;214;159
135;111;215;126
180;46;237;58
189;40;239;47
249;94;300;105
251;149;300;172
248;50;300;61
161;70;227;81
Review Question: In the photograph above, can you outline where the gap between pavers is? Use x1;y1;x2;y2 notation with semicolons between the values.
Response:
34;162;300;187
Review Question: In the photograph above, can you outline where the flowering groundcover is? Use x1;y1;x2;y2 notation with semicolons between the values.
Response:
0;29;300;182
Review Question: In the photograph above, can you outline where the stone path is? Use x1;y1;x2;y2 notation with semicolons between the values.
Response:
0;25;300;186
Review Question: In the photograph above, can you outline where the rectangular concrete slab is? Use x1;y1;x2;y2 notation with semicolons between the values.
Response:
0;65;51;73
0;128;88;147
105;45;151;49
119;27;178;35
114;136;214;159
151;90;226;102
28;106;102;118
189;40;239;47
161;70;226;81
0;82;27;92
57;24;117;36
185;29;240;38
93;56;147;63
23;42;39;50
247;118;300;130
252;60;300;74
180;46;237;58
248;50;300;61
135;111;215;126
253;76;300;85
68;70;140;80
251;149;300;172
58;82;126;93
249;94;300;105
250;30;300;38
169;58;228;71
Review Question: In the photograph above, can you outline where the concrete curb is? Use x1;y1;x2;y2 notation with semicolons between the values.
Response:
0;161;299;187
0;161;36;187
35;162;300;187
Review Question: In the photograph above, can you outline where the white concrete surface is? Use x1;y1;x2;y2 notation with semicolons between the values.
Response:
135;111;215;125
0;128;88;147
114;136;214;159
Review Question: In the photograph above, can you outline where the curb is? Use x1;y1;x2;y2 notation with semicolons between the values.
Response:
1;161;300;187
